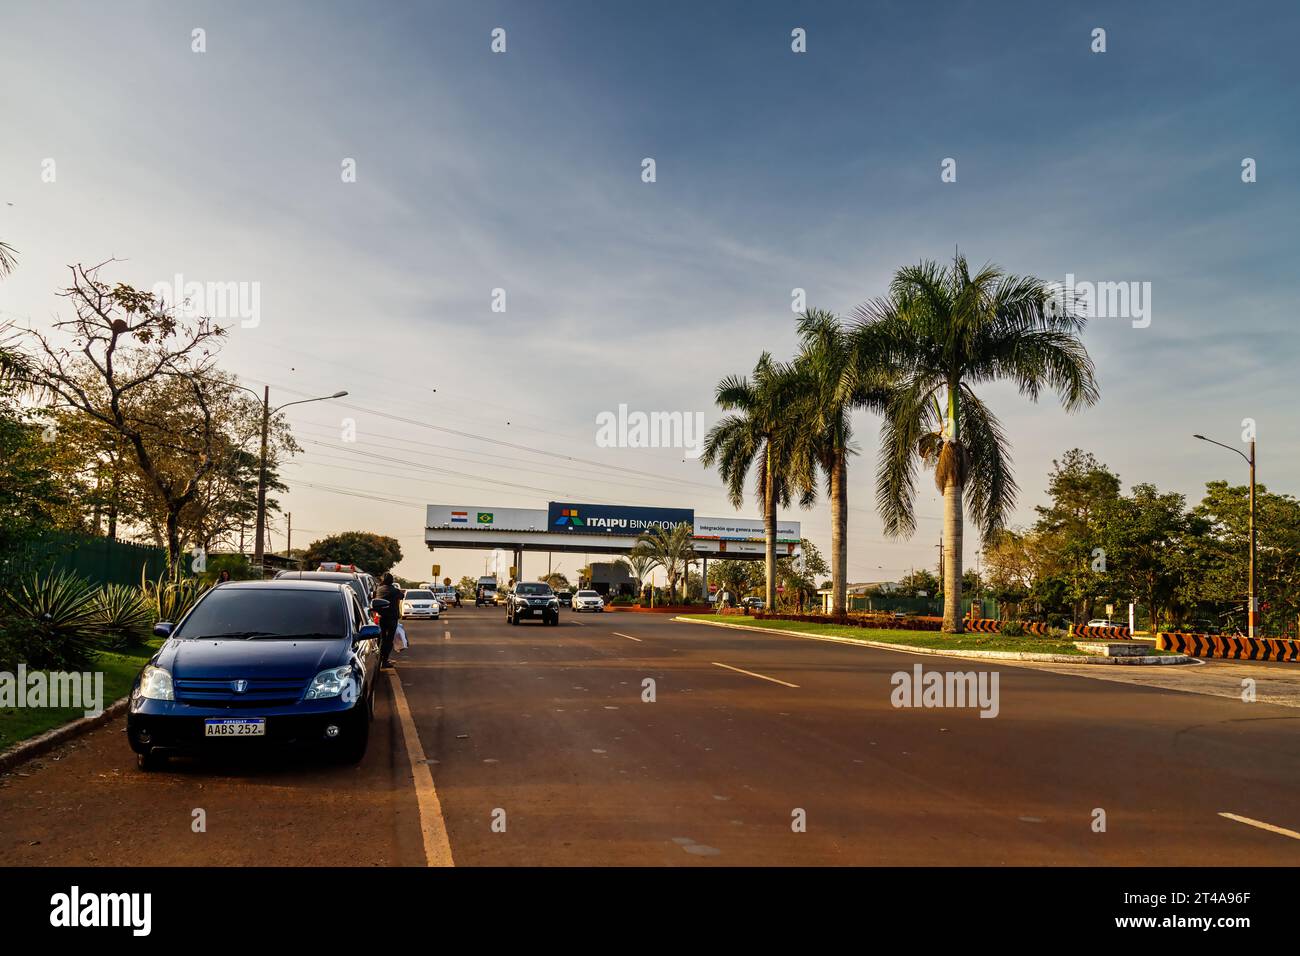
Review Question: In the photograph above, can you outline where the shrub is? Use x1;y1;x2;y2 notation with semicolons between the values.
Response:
94;583;155;650
142;571;205;625
0;569;105;670
1001;620;1026;637
1045;626;1070;641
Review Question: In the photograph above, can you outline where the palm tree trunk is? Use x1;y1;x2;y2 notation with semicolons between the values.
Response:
831;452;848;618
764;447;777;608
942;478;964;633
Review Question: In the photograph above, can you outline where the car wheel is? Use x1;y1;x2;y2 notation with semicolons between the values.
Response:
337;712;370;764
136;749;167;772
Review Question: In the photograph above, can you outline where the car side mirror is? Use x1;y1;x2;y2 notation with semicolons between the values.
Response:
153;622;174;638
370;598;390;611
358;623;381;641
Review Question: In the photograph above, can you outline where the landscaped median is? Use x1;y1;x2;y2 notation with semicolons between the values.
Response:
674;614;1191;664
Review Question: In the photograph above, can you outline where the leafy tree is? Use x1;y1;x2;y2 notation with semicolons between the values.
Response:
1186;481;1300;634
540;571;571;590
708;559;764;599
17;263;230;569
1097;483;1191;632
852;255;1098;631
303;531;403;576
897;568;940;597
1033;450;1121;623
703;353;811;608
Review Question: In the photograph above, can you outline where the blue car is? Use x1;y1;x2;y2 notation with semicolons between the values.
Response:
127;580;384;771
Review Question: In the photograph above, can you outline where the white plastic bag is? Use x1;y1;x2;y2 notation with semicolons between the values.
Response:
393;622;408;652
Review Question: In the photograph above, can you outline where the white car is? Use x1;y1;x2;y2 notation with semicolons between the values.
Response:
1085;618;1116;628
572;590;605;612
400;589;441;619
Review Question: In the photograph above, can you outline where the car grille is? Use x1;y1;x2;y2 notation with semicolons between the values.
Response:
173;676;308;707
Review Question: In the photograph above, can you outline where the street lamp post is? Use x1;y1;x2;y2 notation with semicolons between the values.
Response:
232;384;348;573
1193;433;1257;638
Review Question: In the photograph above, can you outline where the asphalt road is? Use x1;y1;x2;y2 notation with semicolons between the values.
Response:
2;605;1298;865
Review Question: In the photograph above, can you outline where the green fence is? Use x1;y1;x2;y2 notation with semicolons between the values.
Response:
0;532;169;587
848;594;1002;619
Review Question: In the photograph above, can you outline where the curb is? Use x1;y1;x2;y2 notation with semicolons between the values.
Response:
0;695;130;774
672;617;1193;666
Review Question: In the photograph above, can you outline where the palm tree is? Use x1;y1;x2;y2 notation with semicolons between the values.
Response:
852;255;1098;632
789;309;892;617
622;553;655;598
629;522;696;603
0;241;17;279
702;354;812;609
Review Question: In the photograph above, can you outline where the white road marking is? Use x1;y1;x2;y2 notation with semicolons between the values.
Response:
387;671;455;867
444;630;451;640
613;632;642;642
1218;812;1300;840
711;661;800;688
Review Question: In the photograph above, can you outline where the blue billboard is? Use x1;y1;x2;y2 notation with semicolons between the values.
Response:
547;502;694;536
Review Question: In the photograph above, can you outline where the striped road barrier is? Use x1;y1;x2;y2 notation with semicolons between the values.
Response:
1155;632;1300;662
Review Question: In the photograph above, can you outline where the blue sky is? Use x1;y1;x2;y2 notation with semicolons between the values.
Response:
2;1;1296;583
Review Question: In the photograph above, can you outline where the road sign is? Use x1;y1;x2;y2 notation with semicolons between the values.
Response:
443;577;452;587
432;564;441;576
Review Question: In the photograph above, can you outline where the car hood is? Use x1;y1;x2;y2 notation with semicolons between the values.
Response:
157;637;348;679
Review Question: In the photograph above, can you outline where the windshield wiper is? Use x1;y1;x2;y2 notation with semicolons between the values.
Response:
187;631;277;640
266;633;346;640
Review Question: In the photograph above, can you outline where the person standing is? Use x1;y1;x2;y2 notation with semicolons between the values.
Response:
373;572;403;669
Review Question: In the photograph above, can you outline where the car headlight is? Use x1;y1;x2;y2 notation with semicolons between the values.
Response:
136;664;175;701
549;599;558;607
304;665;356;701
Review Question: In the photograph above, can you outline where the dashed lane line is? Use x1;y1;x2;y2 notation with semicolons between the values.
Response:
1218;812;1300;840
711;661;800;689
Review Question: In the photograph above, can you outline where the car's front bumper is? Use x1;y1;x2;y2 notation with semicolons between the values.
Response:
126;695;365;754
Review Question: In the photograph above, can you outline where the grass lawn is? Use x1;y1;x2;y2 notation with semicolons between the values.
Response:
0;639;160;753
678;614;1094;656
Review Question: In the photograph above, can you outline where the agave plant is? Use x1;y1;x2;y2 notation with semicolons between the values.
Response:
0;569;106;670
141;569;205;626
94;583;155;650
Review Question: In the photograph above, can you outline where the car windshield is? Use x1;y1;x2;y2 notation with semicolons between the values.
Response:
174;589;346;640
516;583;552;595
577;591;599;598
405;590;433;600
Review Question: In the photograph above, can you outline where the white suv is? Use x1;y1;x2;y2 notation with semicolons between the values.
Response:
572;590;605;612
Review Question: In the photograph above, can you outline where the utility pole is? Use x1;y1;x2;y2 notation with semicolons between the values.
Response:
253;385;270;570
286;512;292;569
1194;433;1258;638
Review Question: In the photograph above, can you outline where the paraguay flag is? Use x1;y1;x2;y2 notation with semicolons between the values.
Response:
451;511;468;523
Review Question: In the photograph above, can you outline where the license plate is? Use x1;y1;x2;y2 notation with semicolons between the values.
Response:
204;718;266;737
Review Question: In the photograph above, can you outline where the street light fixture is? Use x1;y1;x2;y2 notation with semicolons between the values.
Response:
231;383;349;573
1193;433;1257;638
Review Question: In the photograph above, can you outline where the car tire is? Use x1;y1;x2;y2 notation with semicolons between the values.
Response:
136;749;167;772
337;712;370;764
